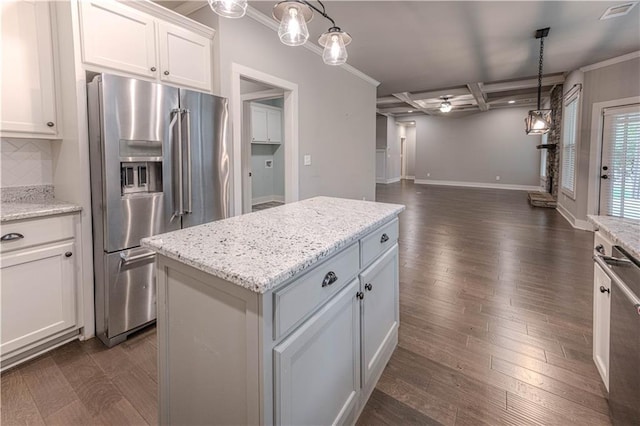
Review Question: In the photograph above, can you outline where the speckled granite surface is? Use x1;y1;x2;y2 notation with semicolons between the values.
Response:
1;185;81;222
588;215;640;260
142;196;405;293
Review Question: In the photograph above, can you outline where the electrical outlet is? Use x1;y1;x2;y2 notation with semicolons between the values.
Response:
496;176;501;181
304;155;311;166
427;173;430;177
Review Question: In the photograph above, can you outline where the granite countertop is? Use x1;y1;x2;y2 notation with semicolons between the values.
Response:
1;185;82;222
142;196;405;293
587;215;640;260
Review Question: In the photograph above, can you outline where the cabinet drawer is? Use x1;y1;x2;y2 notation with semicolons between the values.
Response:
594;231;613;256
360;218;398;268
0;215;74;253
273;243;359;340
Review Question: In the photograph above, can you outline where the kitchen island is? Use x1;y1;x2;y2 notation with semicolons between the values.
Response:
142;196;405;425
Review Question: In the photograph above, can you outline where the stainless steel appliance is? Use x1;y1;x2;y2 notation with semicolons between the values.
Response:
87;73;230;347
594;245;640;425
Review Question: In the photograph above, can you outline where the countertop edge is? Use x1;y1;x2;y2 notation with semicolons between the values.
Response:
1;204;83;223
142;207;404;294
588;215;640;260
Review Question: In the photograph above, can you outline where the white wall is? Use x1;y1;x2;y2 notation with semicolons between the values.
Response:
411;107;542;188
190;8;378;202
558;57;640;222
385;116;400;181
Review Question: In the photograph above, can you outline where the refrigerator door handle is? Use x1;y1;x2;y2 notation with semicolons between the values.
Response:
170;108;184;217
183;108;193;214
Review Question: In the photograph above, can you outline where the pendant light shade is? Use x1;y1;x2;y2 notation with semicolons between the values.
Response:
525;109;553;135
273;1;313;46
208;0;247;18
318;28;351;65
439;98;452;113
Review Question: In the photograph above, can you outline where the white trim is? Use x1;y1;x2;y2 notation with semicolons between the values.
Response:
124;0;215;38
404;176;415;180
252;195;285;205
231;63;299;216
241;89;284;102
556;203;594;231
376;177;401;184
414;179;544;192
587;96;640;217
560;94;581;199
579;51;640;72
244;7;380;87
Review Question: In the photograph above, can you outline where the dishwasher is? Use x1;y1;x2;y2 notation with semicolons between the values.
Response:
594;245;640;425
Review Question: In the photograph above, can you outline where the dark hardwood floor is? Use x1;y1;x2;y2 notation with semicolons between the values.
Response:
1;181;610;425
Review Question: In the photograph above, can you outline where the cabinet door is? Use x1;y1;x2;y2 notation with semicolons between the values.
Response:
593;263;611;391
251;105;268;142
274;280;360;426
1;241;76;356
79;0;157;78
267;108;282;143
158;22;212;92
1;1;58;137
360;244;399;388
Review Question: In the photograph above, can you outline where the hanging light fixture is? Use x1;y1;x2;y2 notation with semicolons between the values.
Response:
525;27;552;135
207;0;247;18
439;97;452;113
210;0;351;66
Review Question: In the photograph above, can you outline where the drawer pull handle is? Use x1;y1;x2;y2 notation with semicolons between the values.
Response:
595;244;605;255
380;233;389;243
600;286;610;294
1;233;24;242
65;252;73;258
322;271;338;287
365;283;373;291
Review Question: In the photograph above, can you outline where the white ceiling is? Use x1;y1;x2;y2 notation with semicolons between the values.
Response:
160;1;640;115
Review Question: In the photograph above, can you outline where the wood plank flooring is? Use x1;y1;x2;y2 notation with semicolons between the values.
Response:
1;182;610;425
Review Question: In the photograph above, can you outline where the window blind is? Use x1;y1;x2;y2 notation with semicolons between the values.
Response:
600;104;640;219
540;133;548;178
561;97;578;194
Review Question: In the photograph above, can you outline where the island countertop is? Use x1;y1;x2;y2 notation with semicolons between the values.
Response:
588;215;640;260
141;196;405;293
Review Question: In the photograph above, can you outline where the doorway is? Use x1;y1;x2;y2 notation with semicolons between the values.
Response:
231;64;299;216
400;137;407;179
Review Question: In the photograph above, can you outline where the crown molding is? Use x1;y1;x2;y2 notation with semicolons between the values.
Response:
245;6;380;87
579;51;640;72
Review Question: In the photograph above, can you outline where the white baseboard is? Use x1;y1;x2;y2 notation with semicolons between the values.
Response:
252;195;284;205
376;177;401;184
414;179;544;192
556;203;594;231
402;176;415;180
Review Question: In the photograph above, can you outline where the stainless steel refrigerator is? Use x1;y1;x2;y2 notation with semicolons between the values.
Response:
87;73;230;347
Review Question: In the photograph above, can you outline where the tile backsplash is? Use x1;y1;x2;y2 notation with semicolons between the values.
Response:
1;138;53;188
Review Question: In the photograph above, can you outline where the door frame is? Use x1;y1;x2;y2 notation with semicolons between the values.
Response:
587;96;640;216
400;137;406;179
231;63;299;216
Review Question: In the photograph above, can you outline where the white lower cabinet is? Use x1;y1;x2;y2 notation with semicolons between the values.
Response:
593;231;613;391
0;214;80;369
274;280;360;426
360;246;399;390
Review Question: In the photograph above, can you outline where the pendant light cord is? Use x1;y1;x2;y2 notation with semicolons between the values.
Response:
537;37;544;110
301;0;337;28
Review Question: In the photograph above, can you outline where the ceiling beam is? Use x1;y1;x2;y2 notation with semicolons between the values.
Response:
376;96;400;105
482;74;565;93
466;83;489;112
392;92;432;116
377;106;421;114
411;87;470;100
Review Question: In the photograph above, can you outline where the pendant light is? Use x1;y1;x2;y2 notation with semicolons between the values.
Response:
525;27;553;135
208;0;247;18
210;0;351;66
439;97;452;113
318;27;351;65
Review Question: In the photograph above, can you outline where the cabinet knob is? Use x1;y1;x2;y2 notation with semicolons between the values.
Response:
65;251;73;257
47;121;55;127
600;286;610;294
164;70;170;76
380;233;389;244
356;291;364;300
365;283;373;291
322;271;338;287
151;66;157;72
595;244;605;255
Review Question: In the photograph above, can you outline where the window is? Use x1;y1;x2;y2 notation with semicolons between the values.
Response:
561;96;579;195
600;104;640;219
540;133;548;178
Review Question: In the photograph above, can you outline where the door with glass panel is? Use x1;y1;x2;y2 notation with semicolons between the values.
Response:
599;104;640;219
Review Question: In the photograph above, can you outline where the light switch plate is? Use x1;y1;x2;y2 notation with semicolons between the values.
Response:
304;155;311;166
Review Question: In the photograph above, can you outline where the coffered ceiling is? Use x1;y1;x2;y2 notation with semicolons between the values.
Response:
158;1;640;116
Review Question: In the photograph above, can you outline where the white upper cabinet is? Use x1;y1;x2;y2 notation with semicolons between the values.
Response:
78;0;214;93
251;104;282;144
1;1;60;138
79;0;157;78
158;22;212;92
